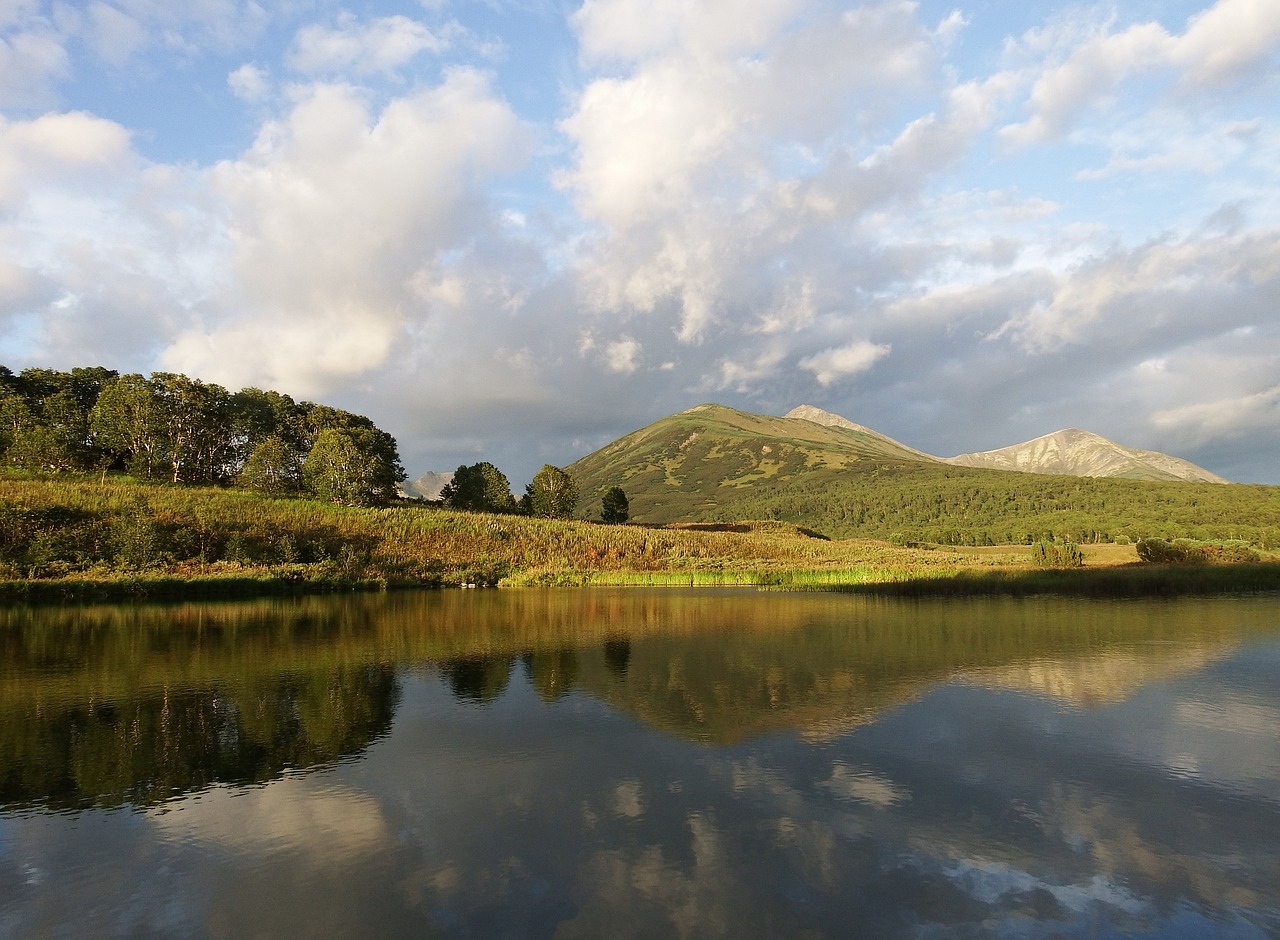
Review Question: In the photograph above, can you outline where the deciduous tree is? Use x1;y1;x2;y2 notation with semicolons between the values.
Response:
526;465;578;519
441;462;515;513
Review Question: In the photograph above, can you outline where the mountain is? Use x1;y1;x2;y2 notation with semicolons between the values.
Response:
944;428;1227;483
568;402;933;521
567;403;1271;544
401;470;454;501
786;404;1224;484
782;405;937;461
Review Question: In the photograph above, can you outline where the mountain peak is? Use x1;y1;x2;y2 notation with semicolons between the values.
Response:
785;404;871;433
947;429;1226;483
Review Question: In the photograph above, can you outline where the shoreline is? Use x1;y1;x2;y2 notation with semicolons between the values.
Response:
4;561;1280;603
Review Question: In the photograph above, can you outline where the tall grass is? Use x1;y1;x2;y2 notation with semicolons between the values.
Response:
0;473;966;595
4;472;1277;599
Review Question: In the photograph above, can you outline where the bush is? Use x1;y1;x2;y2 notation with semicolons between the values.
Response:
1136;537;1260;565
1030;541;1083;568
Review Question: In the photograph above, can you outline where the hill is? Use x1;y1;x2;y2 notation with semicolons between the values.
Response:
785;404;1223;483
569;404;1280;546
945;428;1226;483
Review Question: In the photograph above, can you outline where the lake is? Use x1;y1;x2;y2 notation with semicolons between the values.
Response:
1;589;1278;938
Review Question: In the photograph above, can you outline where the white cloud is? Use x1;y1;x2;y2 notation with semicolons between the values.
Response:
0;14;68;107
561;0;946;345
1175;0;1280;86
604;336;642;373
799;339;890;385
713;347;787;393
1002;0;1280;147
286;13;449;77
86;1;148;66
1153;385;1280;440
991;231;1280;354
162;69;526;395
227;62;270;102
0;111;133;210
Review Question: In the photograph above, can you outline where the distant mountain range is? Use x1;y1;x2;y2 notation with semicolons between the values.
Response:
785;404;1225;483
556;403;1259;541
402;403;1256;541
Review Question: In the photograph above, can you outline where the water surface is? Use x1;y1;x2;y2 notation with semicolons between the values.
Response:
1;589;1278;937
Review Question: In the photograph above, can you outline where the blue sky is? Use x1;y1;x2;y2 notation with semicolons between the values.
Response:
2;0;1279;485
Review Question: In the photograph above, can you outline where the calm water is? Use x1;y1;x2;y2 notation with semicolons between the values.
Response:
1;589;1278;938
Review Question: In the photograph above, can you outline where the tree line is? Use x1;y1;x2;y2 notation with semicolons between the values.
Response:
0;365;405;506
439;460;629;523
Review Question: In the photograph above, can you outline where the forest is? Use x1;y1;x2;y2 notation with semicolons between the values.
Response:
0;364;405;506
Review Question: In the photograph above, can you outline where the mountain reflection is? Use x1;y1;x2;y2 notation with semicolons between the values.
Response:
1;590;1276;812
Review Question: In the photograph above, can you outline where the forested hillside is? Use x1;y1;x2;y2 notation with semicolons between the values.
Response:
0;365;404;506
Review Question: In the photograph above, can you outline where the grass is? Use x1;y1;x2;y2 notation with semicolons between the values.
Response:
2;471;1278;600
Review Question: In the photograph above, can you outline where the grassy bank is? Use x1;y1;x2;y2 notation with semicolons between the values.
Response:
2;472;1277;600
819;563;1280;597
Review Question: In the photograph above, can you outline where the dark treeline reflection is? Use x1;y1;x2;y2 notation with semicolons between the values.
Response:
3;590;1278;812
0;665;398;813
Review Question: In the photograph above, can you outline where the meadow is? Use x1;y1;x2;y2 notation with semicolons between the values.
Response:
2;472;1278;599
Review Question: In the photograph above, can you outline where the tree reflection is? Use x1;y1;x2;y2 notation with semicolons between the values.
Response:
0;665;398;813
524;648;579;702
603;637;631;677
440;655;514;704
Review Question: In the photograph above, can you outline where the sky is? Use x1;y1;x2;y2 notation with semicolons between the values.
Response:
1;0;1279;486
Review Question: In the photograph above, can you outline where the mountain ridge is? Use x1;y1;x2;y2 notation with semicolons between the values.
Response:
559;402;1271;543
784;404;1224;483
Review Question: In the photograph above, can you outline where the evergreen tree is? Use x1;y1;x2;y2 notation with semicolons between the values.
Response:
601;486;630;524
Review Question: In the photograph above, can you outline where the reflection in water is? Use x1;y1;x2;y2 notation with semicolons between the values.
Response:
440;655;515;704
1;590;1278;937
0;665;399;813
523;648;579;702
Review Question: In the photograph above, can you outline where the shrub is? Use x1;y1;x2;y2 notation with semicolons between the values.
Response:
1136;537;1259;565
1030;541;1084;568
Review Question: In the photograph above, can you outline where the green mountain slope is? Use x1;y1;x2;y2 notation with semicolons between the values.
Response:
568;402;931;521
569;404;1280;546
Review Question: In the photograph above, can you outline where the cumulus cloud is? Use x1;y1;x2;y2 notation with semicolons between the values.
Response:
162;69;527;395
0;110;133;207
990;230;1280;354
2;0;1280;483
799;340;890;386
603;336;642;373
227;62;270;102
560;0;947;344
1153;383;1280;442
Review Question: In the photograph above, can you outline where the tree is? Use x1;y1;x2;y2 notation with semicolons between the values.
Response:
526;465;578;519
89;374;165;478
601;486;630;524
150;372;235;483
302;428;399;507
238;436;301;496
1;366;117;472
441;462;515;513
